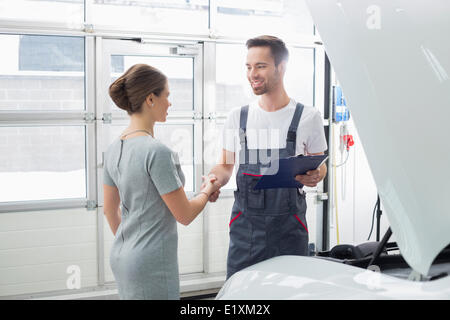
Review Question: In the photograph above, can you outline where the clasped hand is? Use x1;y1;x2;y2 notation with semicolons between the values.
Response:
200;174;221;201
201;169;322;201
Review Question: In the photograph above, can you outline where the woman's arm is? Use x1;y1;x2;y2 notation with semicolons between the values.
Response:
103;184;121;235
161;177;220;226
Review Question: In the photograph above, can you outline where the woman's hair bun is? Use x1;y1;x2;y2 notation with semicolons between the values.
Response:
109;76;132;113
108;64;167;115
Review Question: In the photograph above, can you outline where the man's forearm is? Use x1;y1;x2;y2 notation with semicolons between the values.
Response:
209;163;234;187
319;163;327;181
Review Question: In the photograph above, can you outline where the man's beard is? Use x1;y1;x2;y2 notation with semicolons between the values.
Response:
252;84;268;95
251;72;280;95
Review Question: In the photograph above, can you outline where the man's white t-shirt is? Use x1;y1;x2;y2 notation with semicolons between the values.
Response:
221;99;328;166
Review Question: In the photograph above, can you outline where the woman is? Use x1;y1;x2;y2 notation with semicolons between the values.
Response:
103;64;220;300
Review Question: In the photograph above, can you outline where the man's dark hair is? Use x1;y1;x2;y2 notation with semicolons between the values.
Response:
246;35;289;66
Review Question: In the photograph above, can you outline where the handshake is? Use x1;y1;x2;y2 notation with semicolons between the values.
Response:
200;173;222;202
199;166;323;203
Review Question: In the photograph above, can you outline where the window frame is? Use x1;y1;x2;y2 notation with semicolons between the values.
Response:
96;38;204;208
0;34;96;214
206;39;325;198
0;1;326;287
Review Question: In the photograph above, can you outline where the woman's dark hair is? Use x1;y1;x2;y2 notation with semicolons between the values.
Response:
246;35;289;66
109;64;167;115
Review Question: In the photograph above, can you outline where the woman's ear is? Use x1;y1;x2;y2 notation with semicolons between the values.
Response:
145;94;154;108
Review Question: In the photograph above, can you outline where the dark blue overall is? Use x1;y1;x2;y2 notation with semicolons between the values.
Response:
226;103;309;279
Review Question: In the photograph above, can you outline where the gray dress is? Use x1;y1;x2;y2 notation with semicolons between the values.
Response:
103;135;185;300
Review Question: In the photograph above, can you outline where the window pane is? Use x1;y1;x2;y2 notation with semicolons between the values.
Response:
285;47;315;106
92;0;208;34
215;44;315;112
216;44;254;112
0;35;85;111
208;123;237;190
0;0;83;25
0;126;86;202
108;124;194;192
216;0;314;39
110;55;193;115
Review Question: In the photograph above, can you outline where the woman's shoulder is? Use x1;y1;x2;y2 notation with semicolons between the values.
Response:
146;137;173;154
104;138;121;156
107;136;172;157
137;138;176;163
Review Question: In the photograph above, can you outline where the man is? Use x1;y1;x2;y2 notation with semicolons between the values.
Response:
206;35;328;279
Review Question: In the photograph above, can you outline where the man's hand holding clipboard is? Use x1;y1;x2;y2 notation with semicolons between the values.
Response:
295;155;328;187
254;154;328;190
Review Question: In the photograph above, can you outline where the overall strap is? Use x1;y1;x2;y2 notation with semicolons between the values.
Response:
239;105;249;131
286;103;304;154
239;105;248;159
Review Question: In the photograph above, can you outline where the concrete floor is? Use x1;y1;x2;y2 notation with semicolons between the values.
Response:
74;288;219;300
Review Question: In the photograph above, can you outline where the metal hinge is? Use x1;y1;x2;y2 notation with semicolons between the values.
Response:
209;29;219;39
207;112;217;120
84;112;95;123
169;45;199;56
86;200;97;211
103;113;112;124
83;23;94;33
192;112;203;120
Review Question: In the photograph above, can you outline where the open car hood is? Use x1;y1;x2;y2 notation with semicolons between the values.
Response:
305;0;450;275
216;256;450;299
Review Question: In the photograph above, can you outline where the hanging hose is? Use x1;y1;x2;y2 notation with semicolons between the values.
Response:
333;121;355;244
333;160;340;245
331;122;340;245
335;150;350;167
341;151;347;201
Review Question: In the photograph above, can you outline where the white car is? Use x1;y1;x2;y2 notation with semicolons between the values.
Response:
216;250;450;300
217;0;450;300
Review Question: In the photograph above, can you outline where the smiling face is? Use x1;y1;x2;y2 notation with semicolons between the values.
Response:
146;81;171;122
246;46;285;96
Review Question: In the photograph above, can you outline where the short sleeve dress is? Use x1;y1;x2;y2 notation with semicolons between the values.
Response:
103;135;185;300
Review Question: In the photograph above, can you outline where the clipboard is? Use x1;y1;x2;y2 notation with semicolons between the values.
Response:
253;154;328;190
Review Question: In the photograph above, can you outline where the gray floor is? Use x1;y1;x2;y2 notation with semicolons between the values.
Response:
74;288;219;300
